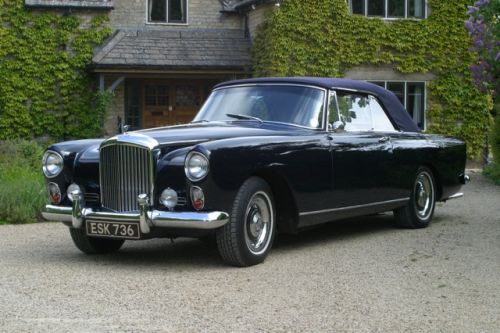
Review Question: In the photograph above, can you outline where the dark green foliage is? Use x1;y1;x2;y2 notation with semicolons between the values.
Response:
484;102;500;184
252;0;492;159
0;140;46;224
0;0;111;140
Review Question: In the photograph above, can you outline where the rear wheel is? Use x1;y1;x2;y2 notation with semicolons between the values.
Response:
394;167;436;228
69;228;124;254
216;177;276;267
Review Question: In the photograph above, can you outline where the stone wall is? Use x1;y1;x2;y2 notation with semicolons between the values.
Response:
247;3;274;40
109;0;242;30
345;65;435;82
103;77;125;137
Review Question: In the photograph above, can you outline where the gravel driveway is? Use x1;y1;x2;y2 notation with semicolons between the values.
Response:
0;173;499;333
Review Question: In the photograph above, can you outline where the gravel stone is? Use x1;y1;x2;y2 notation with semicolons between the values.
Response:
0;173;499;332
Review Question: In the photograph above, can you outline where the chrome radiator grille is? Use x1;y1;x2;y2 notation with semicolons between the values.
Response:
99;144;153;212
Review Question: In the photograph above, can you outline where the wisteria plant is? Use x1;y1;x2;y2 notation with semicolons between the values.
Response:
466;0;500;181
465;0;500;97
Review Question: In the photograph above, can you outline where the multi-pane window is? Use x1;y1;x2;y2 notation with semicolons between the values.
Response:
349;0;426;19
370;81;426;129
148;0;187;23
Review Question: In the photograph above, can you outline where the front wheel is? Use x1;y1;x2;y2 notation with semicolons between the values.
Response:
216;177;276;267
69;228;125;254
394;167;436;229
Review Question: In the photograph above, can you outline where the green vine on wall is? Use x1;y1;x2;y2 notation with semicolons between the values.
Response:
252;0;492;159
0;0;111;140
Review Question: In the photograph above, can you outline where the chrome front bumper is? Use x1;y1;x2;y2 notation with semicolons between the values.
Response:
42;193;229;234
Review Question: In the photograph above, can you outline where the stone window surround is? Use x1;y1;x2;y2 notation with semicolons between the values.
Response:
347;0;428;20
146;0;189;26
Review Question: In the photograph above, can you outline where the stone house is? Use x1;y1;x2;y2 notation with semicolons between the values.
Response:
25;0;432;135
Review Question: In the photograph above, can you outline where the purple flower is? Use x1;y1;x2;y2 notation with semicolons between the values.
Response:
468;6;478;14
465;20;474;33
474;0;489;7
496;52;500;62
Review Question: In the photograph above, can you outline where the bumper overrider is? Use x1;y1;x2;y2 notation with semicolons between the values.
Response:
42;192;229;234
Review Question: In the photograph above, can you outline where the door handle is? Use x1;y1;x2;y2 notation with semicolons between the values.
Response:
379;136;390;143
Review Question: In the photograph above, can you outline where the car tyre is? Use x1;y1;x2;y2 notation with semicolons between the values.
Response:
69;228;125;254
394;167;436;229
216;177;276;267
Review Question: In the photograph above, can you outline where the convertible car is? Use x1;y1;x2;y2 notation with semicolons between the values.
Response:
42;77;467;266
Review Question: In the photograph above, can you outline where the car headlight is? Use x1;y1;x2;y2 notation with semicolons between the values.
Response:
185;151;209;182
42;150;64;178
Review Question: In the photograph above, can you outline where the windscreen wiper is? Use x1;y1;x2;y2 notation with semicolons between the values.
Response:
226;113;263;123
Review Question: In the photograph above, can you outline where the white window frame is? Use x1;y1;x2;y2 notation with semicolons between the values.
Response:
369;80;427;130
347;0;428;19
146;0;189;26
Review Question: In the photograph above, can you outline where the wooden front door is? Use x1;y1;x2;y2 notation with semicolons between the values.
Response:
143;80;205;128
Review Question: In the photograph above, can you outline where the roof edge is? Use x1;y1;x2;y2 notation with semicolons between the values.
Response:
25;0;113;10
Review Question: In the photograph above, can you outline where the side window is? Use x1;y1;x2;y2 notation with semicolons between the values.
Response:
369;96;396;132
337;92;372;132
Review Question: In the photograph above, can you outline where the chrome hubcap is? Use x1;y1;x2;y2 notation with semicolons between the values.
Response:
244;192;273;255
414;171;434;220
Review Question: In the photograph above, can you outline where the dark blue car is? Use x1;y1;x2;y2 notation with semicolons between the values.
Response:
42;77;467;266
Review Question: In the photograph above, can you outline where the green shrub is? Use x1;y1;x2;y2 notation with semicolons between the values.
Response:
0;140;46;224
484;106;500;185
483;162;500;185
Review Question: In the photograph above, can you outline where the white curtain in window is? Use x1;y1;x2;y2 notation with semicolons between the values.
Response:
411;0;424;17
412;85;423;124
148;0;153;20
181;0;186;20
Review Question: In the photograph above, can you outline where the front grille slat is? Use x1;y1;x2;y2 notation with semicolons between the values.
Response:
100;143;153;212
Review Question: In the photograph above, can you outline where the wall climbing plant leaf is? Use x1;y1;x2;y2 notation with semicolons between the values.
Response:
252;0;492;159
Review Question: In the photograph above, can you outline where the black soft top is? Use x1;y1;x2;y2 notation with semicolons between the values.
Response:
215;77;421;133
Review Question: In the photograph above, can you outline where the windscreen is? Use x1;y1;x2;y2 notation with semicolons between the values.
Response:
194;85;326;129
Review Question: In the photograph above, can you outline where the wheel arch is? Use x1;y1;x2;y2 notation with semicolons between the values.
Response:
252;169;299;234
421;163;443;201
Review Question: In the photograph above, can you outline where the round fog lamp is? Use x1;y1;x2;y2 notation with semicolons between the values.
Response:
67;183;82;202
160;188;178;209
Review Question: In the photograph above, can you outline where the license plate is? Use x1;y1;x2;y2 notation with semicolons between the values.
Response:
86;221;141;239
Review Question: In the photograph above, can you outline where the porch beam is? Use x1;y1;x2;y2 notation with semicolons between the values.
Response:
107;76;125;92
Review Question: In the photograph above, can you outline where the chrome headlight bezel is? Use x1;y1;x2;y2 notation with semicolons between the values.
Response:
42;150;64;178
184;151;209;182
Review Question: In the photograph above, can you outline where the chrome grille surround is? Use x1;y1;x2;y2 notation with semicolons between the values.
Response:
99;133;159;212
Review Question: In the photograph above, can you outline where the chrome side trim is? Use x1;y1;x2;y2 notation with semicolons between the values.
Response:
299;197;410;217
443;192;464;200
42;205;229;231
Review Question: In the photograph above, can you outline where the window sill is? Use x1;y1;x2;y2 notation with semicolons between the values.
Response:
146;22;189;26
351;14;426;20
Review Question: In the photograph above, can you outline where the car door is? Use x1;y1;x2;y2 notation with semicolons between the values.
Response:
328;91;398;207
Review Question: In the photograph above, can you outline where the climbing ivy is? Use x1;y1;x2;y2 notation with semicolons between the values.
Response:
0;0;111;140
252;0;492;159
